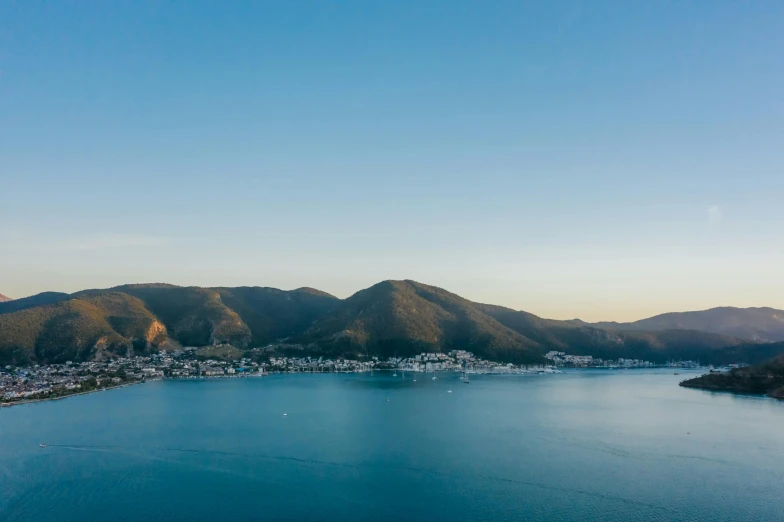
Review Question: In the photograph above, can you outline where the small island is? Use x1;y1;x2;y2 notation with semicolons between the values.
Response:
680;355;784;399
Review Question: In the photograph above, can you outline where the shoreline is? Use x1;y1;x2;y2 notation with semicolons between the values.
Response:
0;380;148;409
2;367;697;409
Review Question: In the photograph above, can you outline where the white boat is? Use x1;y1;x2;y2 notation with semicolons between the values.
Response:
447;388;452;393
432;371;437;380
39;444;46;448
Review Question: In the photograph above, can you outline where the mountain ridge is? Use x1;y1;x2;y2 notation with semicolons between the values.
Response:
1;280;780;366
588;306;784;342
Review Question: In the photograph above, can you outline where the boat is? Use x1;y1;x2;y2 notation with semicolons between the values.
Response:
462;371;470;384
393;371;397;377
39;444;46;448
386;397;390;402
432;371;437;381
674;371;680;375
447;388;452;393
283;413;287;416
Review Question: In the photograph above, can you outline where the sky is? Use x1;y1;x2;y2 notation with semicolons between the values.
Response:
1;1;783;321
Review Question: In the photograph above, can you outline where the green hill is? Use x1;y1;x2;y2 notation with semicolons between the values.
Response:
1;279;775;366
300;280;542;363
0;291;70;315
680;348;784;399
214;286;338;347
93;285;252;348
0;293;166;365
475;303;746;364
590;306;784;342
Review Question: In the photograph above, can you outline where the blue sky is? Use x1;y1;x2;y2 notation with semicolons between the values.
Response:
1;1;783;321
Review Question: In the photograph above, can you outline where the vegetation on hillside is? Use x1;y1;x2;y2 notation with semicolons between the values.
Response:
591;306;784;343
2;280;779;366
215;286;338;347
680;350;784;399
98;285;251;348
0;292;70;315
0;295;156;365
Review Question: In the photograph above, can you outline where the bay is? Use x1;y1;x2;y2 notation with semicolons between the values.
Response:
2;369;783;521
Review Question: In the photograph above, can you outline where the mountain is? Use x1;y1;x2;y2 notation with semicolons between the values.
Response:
680;348;784;399
475;304;746;365
0;280;779;366
299;280;542;363
214;286;338;347
81;284;252;348
0;293;11;303
0;292;70;314
590;307;784;342
0;292;166;365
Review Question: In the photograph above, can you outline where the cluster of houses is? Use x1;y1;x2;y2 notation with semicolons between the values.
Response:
2;347;562;404
544;351;656;368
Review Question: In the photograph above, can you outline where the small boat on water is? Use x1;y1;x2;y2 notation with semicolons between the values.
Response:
447;388;452;393
461;371;470;384
39;444;46;448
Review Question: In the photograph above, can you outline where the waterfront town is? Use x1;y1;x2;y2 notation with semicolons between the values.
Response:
1;347;669;405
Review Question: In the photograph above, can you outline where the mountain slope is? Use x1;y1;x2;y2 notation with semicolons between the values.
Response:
0;280;770;366
214;286;338;347
0;293;166;365
301;280;543;363
87;284;252;348
680;348;784;398
0;293;11;303
477;304;748;364
591;307;784;342
0;292;70;315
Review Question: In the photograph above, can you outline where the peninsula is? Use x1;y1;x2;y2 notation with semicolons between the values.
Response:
679;349;784;399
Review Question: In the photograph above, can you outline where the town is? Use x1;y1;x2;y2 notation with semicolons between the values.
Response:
2;347;668;405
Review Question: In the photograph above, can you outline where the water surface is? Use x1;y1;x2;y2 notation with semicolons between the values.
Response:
2;369;783;521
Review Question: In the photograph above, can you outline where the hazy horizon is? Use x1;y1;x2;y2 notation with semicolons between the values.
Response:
2;1;783;321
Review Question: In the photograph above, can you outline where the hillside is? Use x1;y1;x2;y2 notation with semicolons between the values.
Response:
300;280;542;363
0;292;70;314
0;293;166;365
591;307;784;342
214;286;338;347
1;280;778;366
680;349;784;399
476;304;747;365
93;284;252;348
0;293;11;303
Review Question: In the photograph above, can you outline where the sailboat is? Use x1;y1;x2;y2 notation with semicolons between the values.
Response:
462;370;470;384
393;370;397;377
432;370;437;380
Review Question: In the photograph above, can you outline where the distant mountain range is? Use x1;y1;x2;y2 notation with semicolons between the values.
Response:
585;307;784;343
0;293;12;303
0;280;781;367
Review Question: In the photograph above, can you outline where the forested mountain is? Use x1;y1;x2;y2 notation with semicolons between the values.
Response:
681;348;784;399
589;307;784;342
0;280;780;366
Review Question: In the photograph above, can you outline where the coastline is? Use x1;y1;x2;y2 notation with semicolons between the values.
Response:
0;380;149;409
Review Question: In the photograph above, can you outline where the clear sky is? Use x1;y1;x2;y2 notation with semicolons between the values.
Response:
1;1;783;321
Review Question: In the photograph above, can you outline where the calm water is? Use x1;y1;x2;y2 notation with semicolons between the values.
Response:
2;369;784;521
